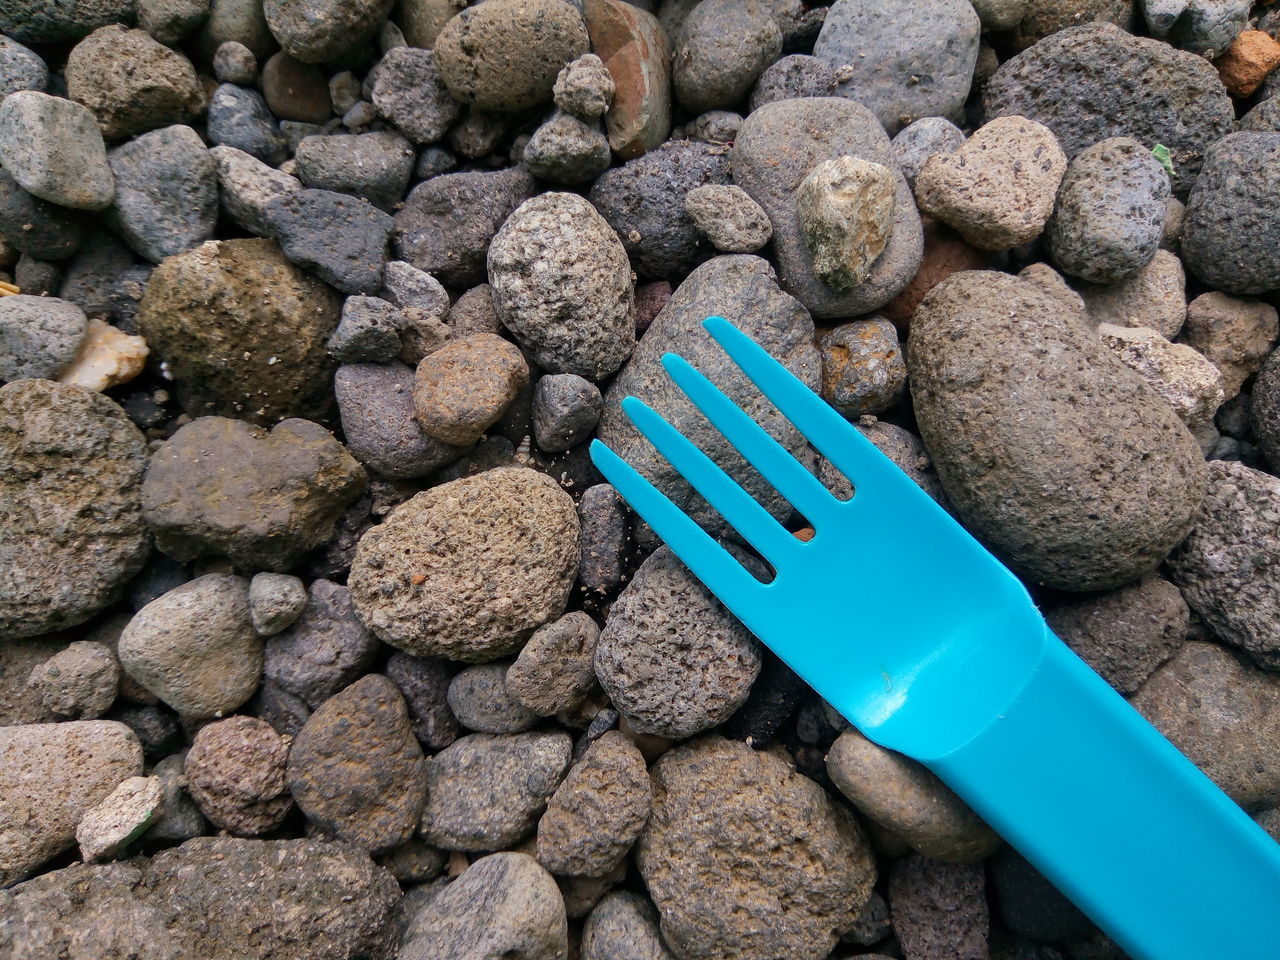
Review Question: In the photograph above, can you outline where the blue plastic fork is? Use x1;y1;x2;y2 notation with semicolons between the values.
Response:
589;316;1280;960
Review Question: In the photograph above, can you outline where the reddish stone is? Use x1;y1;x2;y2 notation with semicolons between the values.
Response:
1216;30;1280;98
882;217;997;330
583;0;671;160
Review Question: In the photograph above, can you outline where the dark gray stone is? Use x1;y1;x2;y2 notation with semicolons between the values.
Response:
888;855;989;960
989;847;1094;943
447;661;539;734
263;0;393;63
582;891;676;960
672;0;781;113
140;0;211;45
265;188;393;294
385;651;461;750
207;84;286;166
0;0;132;43
983;22;1234;195
748;54;836;112
371;47;461;145
532;374;603;453
507;611;601;717
891;116;965;190
0;37;47;102
1141;0;1248;58
0;168;82;262
733;98;923;319
295;132;415;211
1253;348;1280;467
588;140;732;280
264;579;379;708
576;483;629;599
326;296;401;363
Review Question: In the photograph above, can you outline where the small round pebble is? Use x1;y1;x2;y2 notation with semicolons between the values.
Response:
184;715;293;835
446;662;539;734
265;578;380;708
412;332;530;446
684;110;742;144
553;53;615;120
673;0;781;113
532;373;604;453
507;612;601;717
523;112;613;184
385;651;461;750
76;775;164;862
249;573;307;636
261;52;332;125
213;42;257;85
683;184;772;253
27;641;119;719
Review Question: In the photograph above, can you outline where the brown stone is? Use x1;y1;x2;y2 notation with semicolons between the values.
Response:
584;0;671;160
261;52;332;124
412;333;529;446
1216;30;1280;98
882;218;996;329
184;716;293;836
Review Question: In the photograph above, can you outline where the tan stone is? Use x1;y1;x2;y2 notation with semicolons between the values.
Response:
1180;291;1279;398
797;155;896;290
77;775;164;862
58;317;148;392
1097;323;1224;426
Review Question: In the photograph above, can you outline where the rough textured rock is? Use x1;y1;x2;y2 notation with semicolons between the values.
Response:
209;146;302;238
1216;28;1280;96
207;84;286;165
507;612;601;716
537;731;651;877
0;720;142;886
797;156;895;289
983;23;1234;195
264;579;379;707
395;168;538;287
683;183;772;254
137;238;341;423
1255;348;1280;468
819;319;907;418
733;98;922;318
827;729;999;863
583;0;671;160
117;575;263;718
638;737;875;960
350;468;579;661
1077;248;1186;340
554;53;615;120
398;852;568;960
385;651;461;751
582;891;676;960
523;111;614;185
915;116;1066;252
599;256;819;531
813;0;980;135
248;573;307;636
1096;323;1224;427
434;0;590;112
76;775;164;862
287;674;426;852
1180;291;1279;399
489;193;634;380
891;117;967;191
446;662;538;734
532;374;604;453
27;641;119;719
908;271;1207;591
264;189;393;295
1182;133;1280;296
0;295;87;381
336;362;462;480
672;0;781;114
0;380;148;640
749;54;837;112
294;131;413;212
184;715;293;835
263;0;393;63
0;0;134;43
596;547;762;739
411;333;528;445
65;26;206;141
371;47;461;146
420;731;573;851
1046;576;1186;695
0;837;400;960
888;855;989;960
142;417;367;572
1132;641;1280;808
0;168;82;262
1144;0;1248;57
1166;461;1280;670
0;91;114;211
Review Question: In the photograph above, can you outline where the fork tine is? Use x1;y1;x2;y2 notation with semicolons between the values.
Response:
661;352;840;525
620;396;800;565
588;439;762;600
703;315;902;497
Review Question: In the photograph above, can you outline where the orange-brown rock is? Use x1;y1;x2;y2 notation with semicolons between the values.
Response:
583;0;671;159
882;218;997;329
1216;29;1280;97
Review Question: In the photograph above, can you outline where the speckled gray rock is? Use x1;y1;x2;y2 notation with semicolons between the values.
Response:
1254;349;1280;467
118;575;263;718
0;169;82;262
0;380;148;640
294;132;414;212
420;731;573;851
213;41;257;85
1096;323;1224;427
447;662;539;734
532;374;604;453
983;23;1234;195
263;0;393;62
891;117;965;190
0;37;47;102
209;145;301;237
733;98;923;318
818;319;907;418
386;651;461;750
908;271;1207;591
1180;291;1279;399
1045;576;1187;695
588;140;732;280
399;852;569;960
748;54;836;112
1142;0;1248;57
536;731;650;877
1182;133;1280;296
595;546;762;739
140;0;211;45
249;573;306;636
813;0;980;135
1165;460;1280;670
639;736;875;960
555;53;615;120
27;641;119;719
0;720;142;885
370;47;460;146
1076;248;1186;340
523;112;613;184
350;468;579;661
65;26;205;140
264;188;392;295
507;612;601;716
0;0;133;43
105;125;217;264
265;579;379;707
685;110;742;144
142;417;367;572
1133;640;1280;807
287;674;426;852
412;333;529;445
582;891;676;960
327;296;401;363
489;193;635;381
0;91;114;211
684;184;772;255
396;168;538;287
184;715;293;835
819;419;947;505
827;729;999;863
600;255;819;530
672;0;780;114
207;84;287;165
434;0;590;111
1048;137;1170;284
915;116;1066;252
335;362;463;480
888;855;989;960
0;295;87;381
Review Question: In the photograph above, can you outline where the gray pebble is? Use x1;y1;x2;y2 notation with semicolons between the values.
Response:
685;110;742;144
27;641;120;719
209;144;302;238
0;294;87;381
447;108;510;159
13;254;60;295
207;84;286;166
419;730;573;851
684;184;772;253
248;572;307;635
749;54;836;112
105;125;217;264
263;0;393;63
265;188;393;294
448;283;503;337
523;111;612;184
581;891;676;960
0;168;82;262
213;40;257;84
0;36;48;102
891;117;966;189
1254;349;1280;467
252;678;313;737
327;295;402;363
415;145;457;180
385;651;461;750
507;611;601;716
372;47;461;145
576;484;629;598
532;373;604;453
1142;0;1247;57
554;53;614;120
264;579;379;708
447;661;540;733
818;318;907;418
342;100;377;130
138;0;211;44
382;259;449;314
0;91;114;211
201;0;275;59
295;131;414;211
673;0;781;113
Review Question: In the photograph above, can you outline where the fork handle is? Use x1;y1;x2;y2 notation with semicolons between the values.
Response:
926;632;1280;960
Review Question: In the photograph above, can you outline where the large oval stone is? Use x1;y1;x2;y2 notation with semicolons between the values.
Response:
907;270;1206;591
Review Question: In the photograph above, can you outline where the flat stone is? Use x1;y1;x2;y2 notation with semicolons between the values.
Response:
264;188;393;295
0;0;134;43
294;131;413;211
0;91;114;211
77;775;164;861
